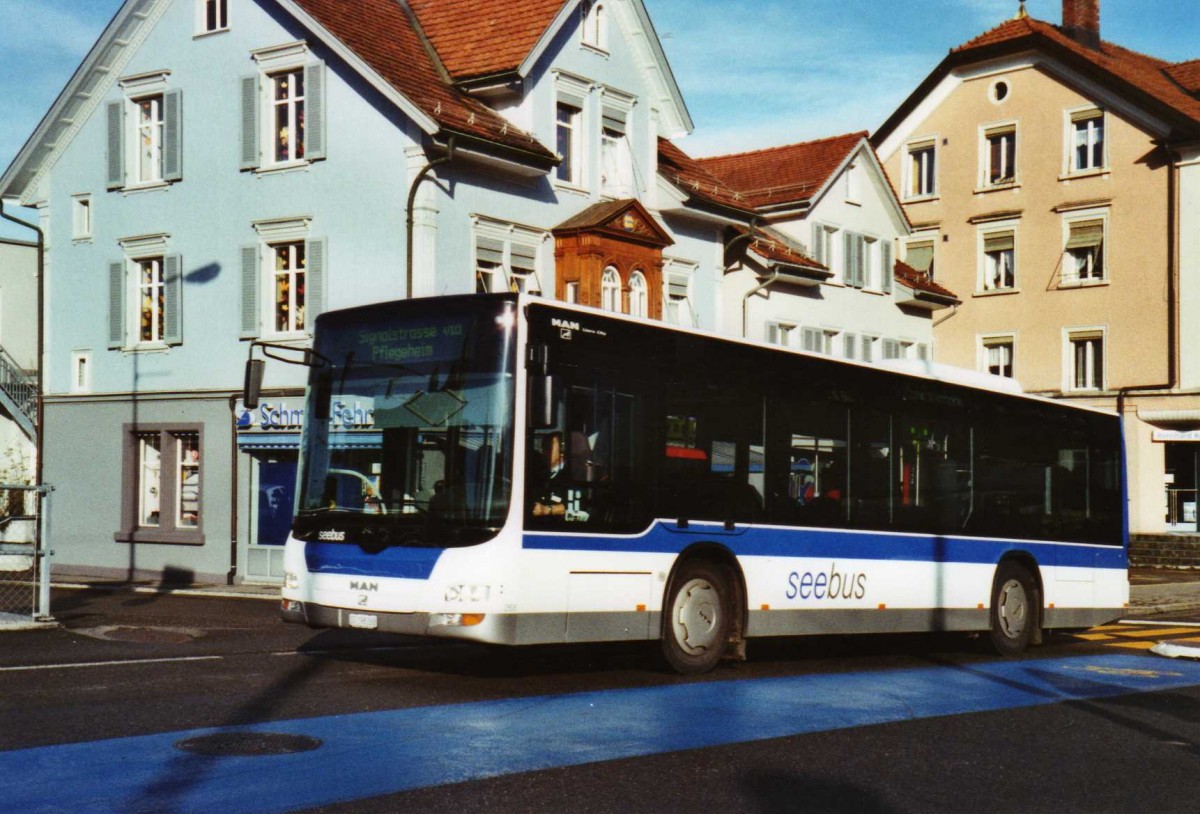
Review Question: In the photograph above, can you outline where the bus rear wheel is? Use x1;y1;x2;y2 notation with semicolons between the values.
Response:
989;561;1037;656
662;560;731;674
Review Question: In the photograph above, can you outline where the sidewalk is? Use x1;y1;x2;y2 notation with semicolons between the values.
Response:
48;567;1200;613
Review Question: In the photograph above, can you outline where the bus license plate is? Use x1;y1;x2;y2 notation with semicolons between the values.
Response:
347;613;378;630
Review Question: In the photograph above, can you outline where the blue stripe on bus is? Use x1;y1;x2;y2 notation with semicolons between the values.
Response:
305;542;444;579
0;654;1194;813
524;523;1127;570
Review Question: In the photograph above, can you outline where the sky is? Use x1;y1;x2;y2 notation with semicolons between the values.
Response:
1;0;1199;239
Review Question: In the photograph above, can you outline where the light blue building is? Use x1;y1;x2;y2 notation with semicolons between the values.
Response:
0;0;946;584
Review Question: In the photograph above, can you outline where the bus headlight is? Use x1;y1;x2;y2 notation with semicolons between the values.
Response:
430;613;486;627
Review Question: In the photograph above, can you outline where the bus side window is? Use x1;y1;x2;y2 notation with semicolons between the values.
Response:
768;401;848;528
849;409;892;530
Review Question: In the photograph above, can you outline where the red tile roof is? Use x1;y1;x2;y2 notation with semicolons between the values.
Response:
657;138;754;214
894;261;960;304
291;0;556;163
742;227;827;273
408;0;567;81
695;132;868;209
879;15;1200;142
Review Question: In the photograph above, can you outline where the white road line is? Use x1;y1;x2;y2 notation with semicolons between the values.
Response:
0;655;222;672
1121;619;1200;628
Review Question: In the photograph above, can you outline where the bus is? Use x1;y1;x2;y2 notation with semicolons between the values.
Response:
247;293;1127;674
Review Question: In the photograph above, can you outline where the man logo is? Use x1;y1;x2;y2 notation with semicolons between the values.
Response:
550;317;580;331
350;581;379;592
318;530;346;541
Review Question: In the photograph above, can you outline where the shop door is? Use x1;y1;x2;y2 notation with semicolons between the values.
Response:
257;460;298;546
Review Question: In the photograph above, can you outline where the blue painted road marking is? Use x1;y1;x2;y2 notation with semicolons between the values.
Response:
2;654;1198;813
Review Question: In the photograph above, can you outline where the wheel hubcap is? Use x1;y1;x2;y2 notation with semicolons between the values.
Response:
672;578;720;655
997;578;1028;639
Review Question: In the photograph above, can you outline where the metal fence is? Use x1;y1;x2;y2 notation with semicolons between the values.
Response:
0;484;51;627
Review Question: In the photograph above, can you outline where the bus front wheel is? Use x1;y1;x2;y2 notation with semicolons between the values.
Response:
662;560;731;674
989;560;1037;656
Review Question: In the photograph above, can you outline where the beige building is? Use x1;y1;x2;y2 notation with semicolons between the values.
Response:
873;0;1200;534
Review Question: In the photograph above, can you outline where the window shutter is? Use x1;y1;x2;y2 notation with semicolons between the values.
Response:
304;61;326;161
510;242;537;274
802;327;822;353
162;88;183;182
108;261;126;349
601;105;626;135
306;238;326;322
106;101;125;190
240;75;260;170
163;253;183;345
881;241;893;293
240;244;259;339
811;224;825;265
854;235;866;287
984;232;1015;253
476;237;504;265
842;231;853;283
882;338;901;359
1066;219;1104;249
844;333;857;360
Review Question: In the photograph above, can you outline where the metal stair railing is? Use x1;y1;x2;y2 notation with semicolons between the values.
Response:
0;344;36;440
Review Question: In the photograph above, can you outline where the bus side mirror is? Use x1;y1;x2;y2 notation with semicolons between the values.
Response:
530;374;555;429
243;359;265;409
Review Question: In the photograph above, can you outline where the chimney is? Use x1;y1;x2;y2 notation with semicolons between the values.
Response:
1062;0;1100;49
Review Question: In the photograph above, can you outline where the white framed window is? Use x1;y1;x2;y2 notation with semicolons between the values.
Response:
905;138;937;199
581;1;608;50
1066;328;1105;391
242;217;326;340
980;335;1015;378
766;322;797;348
72;194;92;241
197;0;228;34
663;258;696;328
811;222;839;277
904;235;936;279
556;102;582;185
1062;212;1106;284
882;338;903;360
118;423;204;544
600;266;621;312
982;122;1017;187
108;72;182;190
843;333;858;360
599;90;634;197
565;281;580;304
1069;108;1105;173
109;234;182;350
472;219;546;295
861;336;877;363
70;350;93;394
242;44;326;171
978;224;1017;292
628;270;648;317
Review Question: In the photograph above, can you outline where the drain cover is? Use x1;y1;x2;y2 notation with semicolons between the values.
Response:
174;732;322;756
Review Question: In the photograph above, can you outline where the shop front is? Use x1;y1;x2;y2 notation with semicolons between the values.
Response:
234;395;379;583
1157;428;1200;532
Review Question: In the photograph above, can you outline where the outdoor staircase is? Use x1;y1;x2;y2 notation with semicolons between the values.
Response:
0;345;36;442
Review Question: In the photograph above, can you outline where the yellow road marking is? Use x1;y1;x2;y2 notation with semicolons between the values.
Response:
1088;625;1129;632
1109;627;1200;639
1074;633;1115;641
1106;640;1159;650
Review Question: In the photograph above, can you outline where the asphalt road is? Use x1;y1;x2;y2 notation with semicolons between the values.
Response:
2;588;1200;813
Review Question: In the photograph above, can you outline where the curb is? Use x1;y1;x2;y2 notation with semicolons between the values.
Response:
53;581;279;602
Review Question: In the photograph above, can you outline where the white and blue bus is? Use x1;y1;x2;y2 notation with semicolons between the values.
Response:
248;293;1127;673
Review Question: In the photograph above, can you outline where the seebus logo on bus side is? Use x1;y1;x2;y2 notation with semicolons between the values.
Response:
786;563;868;601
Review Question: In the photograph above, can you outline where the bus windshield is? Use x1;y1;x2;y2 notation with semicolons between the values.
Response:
295;297;517;547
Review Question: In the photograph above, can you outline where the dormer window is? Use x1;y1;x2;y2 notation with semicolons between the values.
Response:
582;1;608;51
600;102;632;197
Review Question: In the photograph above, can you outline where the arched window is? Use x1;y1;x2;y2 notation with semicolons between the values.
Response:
628;270;648;317
601;266;621;312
